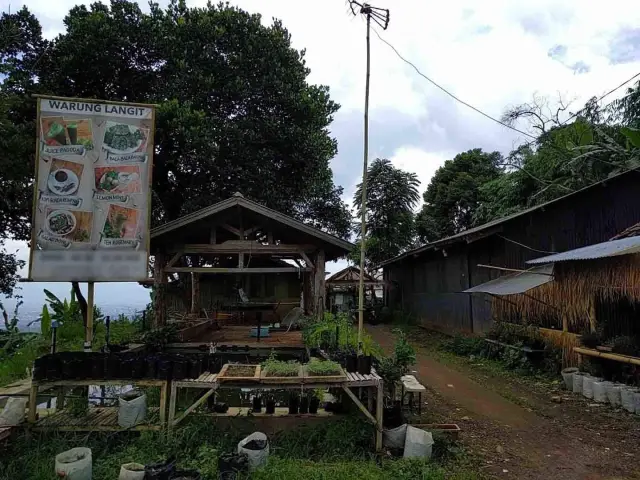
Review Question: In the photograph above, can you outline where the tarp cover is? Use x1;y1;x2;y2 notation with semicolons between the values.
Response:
463;264;553;296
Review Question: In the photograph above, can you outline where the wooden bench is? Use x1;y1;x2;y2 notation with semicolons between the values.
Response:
400;375;426;415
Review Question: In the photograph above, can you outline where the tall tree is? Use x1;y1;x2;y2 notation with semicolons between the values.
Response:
416;149;503;243
352;158;420;271
0;1;352;294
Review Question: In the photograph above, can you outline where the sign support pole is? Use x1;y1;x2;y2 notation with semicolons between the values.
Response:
84;281;95;352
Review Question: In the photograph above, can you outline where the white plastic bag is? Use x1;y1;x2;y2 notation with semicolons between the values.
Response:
119;462;145;480
238;431;269;471
620;387;639;413
561;368;578;390
573;372;586;394
605;383;622;407
383;424;407;449
634;391;640;415
592;381;609;403
0;397;27;426
403;425;433;459
582;376;601;399
118;392;147;428
55;447;92;480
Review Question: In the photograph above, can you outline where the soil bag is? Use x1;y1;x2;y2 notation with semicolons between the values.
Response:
634;391;640;415
573;372;587;394
561;367;578;390
118;462;145;480
620;387;639;413
582;376;601;399
237;432;270;471
55;447;92;480
0;397;27;426
403;425;434;459
118;391;147;428
592;380;609;403
605;383;622;407
383;424;408;450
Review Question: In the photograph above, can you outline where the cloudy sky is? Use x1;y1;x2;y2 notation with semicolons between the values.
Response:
3;0;640;314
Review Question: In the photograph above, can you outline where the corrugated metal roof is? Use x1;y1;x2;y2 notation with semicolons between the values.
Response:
463;264;554;295
380;168;640;267
527;236;640;264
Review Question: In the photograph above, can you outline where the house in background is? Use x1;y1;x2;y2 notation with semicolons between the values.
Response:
325;266;386;314
381;169;640;334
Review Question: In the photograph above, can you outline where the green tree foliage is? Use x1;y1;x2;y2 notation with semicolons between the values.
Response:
415;149;503;243
352;159;420;270
0;1;352;294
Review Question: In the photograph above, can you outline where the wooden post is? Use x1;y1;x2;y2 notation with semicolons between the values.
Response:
28;383;38;423
168;381;177;431
313;250;325;319
588;295;596;333
159;380;168;426
84;282;95;352
303;272;312;314
375;381;384;451
154;252;167;328
191;272;200;315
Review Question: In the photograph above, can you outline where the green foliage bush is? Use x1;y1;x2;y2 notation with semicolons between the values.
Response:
303;312;382;357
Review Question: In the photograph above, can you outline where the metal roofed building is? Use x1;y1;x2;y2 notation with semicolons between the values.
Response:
381;168;640;334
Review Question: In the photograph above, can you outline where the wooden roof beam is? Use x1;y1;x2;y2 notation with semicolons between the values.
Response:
165;266;312;274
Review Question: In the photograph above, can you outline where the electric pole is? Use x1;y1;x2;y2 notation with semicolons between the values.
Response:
348;2;390;353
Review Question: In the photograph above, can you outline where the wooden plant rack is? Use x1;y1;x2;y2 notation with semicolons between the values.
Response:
260;365;304;384
302;365;347;384
217;364;261;383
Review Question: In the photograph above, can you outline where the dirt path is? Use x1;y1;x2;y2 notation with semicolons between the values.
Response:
368;325;640;480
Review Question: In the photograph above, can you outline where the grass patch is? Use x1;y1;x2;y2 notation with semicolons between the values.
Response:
262;356;301;377
0;417;482;480
305;358;342;376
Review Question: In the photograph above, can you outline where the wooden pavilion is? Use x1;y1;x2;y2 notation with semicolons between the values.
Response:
149;193;353;332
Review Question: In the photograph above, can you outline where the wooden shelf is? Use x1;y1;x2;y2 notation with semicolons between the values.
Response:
33;407;162;432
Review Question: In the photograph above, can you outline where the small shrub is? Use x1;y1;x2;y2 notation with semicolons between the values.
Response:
443;334;484;357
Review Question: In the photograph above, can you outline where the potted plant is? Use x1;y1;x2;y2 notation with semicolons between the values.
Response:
288;393;300;414
299;395;309;414
309;391;321;414
265;395;276;414
252;394;262;413
357;354;372;375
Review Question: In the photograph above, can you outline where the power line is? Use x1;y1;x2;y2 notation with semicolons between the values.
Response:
373;26;640;145
371;27;537;140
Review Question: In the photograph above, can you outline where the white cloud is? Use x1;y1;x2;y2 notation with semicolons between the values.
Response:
389;147;451;206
